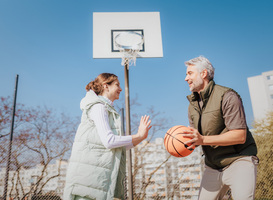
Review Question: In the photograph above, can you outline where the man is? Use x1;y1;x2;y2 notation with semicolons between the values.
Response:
182;56;258;200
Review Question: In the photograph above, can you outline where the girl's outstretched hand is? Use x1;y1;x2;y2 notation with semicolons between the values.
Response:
132;115;152;146
137;115;152;140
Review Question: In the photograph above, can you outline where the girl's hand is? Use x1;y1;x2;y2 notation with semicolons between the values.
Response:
132;115;152;146
137;115;152;140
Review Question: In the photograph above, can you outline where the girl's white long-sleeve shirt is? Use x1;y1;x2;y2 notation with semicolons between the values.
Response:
88;97;134;150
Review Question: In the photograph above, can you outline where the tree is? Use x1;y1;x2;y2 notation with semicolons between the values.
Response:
0;96;79;199
0;97;31;168
115;96;174;199
131;106;172;199
252;111;273;199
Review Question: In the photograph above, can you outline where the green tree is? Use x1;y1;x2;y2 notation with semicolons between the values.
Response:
252;111;273;199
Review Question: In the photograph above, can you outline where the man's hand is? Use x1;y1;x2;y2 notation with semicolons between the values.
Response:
181;127;247;148
180;127;204;149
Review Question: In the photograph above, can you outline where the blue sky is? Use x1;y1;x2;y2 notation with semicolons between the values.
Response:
0;0;273;138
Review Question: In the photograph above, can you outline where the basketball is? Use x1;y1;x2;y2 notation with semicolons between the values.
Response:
164;125;195;157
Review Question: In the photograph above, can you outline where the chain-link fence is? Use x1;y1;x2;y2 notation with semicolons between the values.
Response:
0;96;272;199
1;133;272;200
0;97;77;200
253;133;273;199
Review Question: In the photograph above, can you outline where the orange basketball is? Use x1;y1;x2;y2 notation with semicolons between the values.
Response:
164;125;195;157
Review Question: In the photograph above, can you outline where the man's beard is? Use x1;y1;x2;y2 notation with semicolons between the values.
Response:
190;76;204;92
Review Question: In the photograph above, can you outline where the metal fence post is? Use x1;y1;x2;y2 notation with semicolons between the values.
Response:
3;74;19;200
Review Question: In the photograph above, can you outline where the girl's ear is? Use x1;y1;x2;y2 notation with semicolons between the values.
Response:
103;84;108;91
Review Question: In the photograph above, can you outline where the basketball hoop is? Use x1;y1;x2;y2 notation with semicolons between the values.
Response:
114;31;144;66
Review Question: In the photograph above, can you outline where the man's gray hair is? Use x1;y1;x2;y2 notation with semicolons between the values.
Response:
185;56;215;80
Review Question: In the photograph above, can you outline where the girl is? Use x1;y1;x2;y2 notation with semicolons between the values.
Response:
63;73;152;200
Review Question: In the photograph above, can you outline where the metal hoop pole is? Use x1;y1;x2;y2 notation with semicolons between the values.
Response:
124;59;133;200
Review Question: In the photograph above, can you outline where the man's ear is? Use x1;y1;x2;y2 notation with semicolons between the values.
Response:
201;69;208;79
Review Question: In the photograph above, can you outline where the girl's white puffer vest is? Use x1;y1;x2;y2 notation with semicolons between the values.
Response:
63;90;126;200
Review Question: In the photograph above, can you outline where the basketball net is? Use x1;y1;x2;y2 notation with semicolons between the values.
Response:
114;32;144;67
120;49;140;66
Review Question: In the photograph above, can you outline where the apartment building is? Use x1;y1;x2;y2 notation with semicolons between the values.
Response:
0;159;68;199
248;70;273;120
132;138;203;200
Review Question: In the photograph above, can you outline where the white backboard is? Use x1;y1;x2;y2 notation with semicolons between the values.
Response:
93;12;163;58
